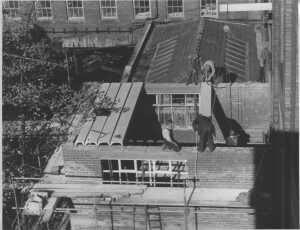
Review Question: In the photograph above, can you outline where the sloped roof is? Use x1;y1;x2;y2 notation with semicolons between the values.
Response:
131;19;260;83
131;19;203;83
72;82;143;146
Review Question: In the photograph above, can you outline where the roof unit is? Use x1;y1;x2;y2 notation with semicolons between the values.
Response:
74;82;143;147
98;83;132;145
110;82;143;145
85;83;111;145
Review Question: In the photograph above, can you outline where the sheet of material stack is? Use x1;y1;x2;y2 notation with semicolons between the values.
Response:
73;82;143;147
111;82;143;145
98;83;132;145
146;37;177;82
84;83;111;145
74;83;110;146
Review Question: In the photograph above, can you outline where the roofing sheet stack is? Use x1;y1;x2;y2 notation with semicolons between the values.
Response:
74;82;143;146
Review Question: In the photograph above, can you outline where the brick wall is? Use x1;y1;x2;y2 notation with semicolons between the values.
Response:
63;146;102;177
186;147;269;189
11;0;264;33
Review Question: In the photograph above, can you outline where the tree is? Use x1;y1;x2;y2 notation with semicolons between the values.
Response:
2;16;100;230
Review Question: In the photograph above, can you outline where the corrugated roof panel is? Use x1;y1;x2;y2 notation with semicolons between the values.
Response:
76;83;120;146
74;120;94;146
74;84;110;146
85;83;111;145
98;83;132;145
111;82;143;145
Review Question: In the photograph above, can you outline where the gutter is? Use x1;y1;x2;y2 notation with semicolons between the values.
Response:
121;21;153;82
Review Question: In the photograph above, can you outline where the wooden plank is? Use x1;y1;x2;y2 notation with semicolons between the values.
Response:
199;83;211;117
225;52;246;64
41;197;58;223
98;83;132;145
227;39;246;49
225;63;246;75
226;43;246;56
85;83;111;145
111;83;143;145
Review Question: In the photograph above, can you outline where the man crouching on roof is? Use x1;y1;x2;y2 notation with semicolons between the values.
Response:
161;120;181;152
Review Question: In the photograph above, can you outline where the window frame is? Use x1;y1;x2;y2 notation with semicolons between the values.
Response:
200;0;218;18
3;0;21;20
167;0;184;18
154;93;200;130
66;0;85;21
35;0;53;20
133;0;151;19
101;159;188;187
99;0;118;20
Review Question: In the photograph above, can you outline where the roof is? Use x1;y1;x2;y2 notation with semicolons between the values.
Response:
131;19;203;83
131;19;260;83
72;82;143;146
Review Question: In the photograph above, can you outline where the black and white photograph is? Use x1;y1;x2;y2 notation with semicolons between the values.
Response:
2;0;299;229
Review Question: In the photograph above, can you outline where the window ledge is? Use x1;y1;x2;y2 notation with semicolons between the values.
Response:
37;17;53;21
167;14;184;18
101;17;118;20
5;16;22;21
68;17;85;22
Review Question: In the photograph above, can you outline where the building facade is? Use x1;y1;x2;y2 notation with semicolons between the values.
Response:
3;0;268;37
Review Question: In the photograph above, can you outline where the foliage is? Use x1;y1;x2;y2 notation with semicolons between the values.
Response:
3;17;80;229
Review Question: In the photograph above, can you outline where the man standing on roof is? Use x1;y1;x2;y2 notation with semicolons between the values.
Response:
161;119;181;152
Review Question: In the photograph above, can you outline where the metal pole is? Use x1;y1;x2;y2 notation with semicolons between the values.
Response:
65;52;71;86
11;177;21;230
184;179;188;230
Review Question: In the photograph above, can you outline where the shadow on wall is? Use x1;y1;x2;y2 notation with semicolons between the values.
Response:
212;89;250;146
268;130;299;229
126;90;162;143
248;130;299;228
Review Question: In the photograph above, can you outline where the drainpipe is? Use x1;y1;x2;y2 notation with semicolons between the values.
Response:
121;21;153;82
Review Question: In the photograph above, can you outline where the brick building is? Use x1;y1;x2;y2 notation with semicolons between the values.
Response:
7;1;298;229
20;16;279;230
3;0;271;48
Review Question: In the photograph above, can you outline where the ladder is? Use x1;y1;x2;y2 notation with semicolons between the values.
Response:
146;206;162;230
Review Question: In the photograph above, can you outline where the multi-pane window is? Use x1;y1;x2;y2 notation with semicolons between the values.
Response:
67;0;84;19
200;0;218;18
167;0;184;17
35;0;52;19
101;159;188;187
134;0;151;19
154;94;199;129
3;0;20;18
100;0;117;19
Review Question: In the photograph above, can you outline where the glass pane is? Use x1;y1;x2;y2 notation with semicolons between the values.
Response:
111;160;118;170
172;94;185;104
173;107;185;128
121;160;135;170
137;160;149;171
159;107;172;125
121;173;136;182
186;106;195;128
187;94;199;104
155;161;169;171
101;160;109;170
158;94;171;104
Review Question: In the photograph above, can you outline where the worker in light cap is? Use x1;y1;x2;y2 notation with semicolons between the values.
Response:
161;119;180;152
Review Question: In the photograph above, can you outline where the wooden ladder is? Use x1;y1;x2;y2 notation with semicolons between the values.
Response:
146;206;163;230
